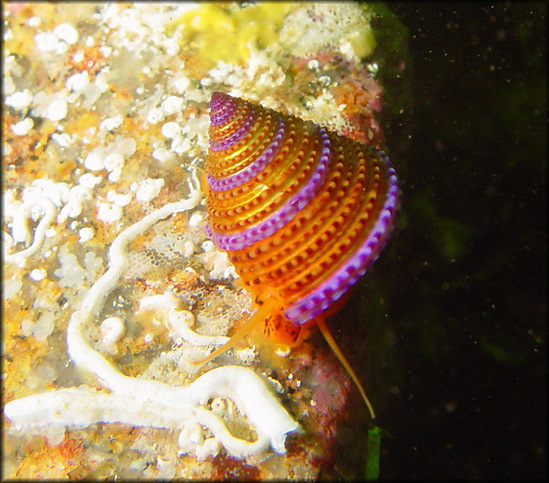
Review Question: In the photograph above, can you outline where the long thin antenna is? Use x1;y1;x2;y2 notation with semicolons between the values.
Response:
316;317;376;421
193;301;271;367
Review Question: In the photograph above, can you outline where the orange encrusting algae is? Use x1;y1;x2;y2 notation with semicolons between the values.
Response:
201;92;400;418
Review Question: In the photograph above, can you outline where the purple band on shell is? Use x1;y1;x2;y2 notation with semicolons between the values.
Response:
210;101;236;126
210;109;256;152
207;115;285;191
211;128;332;251
284;152;400;325
210;92;237;126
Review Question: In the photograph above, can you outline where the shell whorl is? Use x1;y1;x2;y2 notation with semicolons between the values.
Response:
206;92;399;326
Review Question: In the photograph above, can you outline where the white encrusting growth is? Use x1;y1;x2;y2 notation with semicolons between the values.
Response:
4;366;299;458
6;89;33;110
132;178;165;202
100;317;125;355
44;99;68;122
79;226;95;243
29;268;47;281
11;117;34;135
200;240;239;280
4;196;57;268
3;175;108;266
4;168;299;459
138;292;231;347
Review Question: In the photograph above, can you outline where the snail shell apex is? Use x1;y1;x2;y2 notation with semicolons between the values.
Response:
205;92;399;344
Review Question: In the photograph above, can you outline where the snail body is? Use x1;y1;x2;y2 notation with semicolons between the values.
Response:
201;92;400;415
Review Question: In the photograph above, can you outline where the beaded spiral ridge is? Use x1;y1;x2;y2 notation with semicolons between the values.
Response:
206;92;399;336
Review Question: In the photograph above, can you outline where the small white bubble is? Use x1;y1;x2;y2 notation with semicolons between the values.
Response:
66;72;89;92
97;202;122;223
29;268;47;281
45;100;68;122
161;96;183;115
307;59;320;70
79;173;101;188
6;90;33;110
11;118;34;136
84;152;104;171
79;227;94;243
152;147;176;164
104;153;124;173
100;115;123;131
135;178;165;202
106;189;131;207
146;108;164;125
188;213;203;228
35;31;59;52
51;132;71;148
161;121;181;139
54;23;78;45
28;16;41;27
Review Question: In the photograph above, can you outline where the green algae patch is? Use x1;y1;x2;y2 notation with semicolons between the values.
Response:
365;422;382;479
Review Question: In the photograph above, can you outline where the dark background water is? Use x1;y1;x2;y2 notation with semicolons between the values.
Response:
331;2;546;479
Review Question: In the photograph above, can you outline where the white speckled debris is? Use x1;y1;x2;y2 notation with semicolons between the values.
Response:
5;169;299;459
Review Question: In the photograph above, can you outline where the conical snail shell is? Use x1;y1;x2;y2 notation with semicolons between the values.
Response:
205;92;399;344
